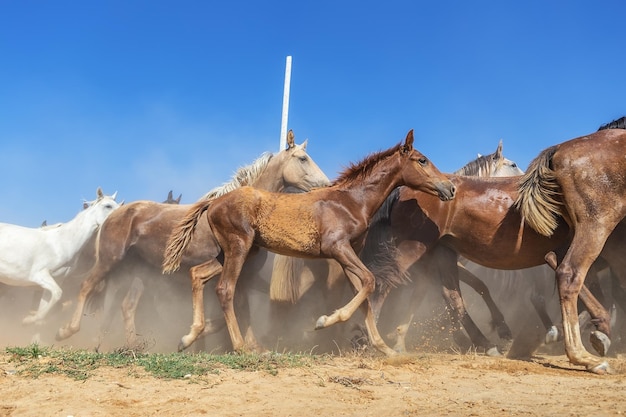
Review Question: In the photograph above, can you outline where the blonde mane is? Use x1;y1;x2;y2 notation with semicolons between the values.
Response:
196;153;273;202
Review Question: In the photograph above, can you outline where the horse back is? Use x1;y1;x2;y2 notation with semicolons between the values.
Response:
551;130;626;221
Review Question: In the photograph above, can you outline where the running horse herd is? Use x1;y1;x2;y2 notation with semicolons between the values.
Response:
1;121;626;375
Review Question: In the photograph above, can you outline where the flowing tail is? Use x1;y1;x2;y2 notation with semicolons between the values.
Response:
270;254;306;303
162;200;211;273
514;145;563;237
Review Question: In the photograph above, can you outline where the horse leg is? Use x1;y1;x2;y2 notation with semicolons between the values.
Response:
216;250;252;353
389;277;430;353
553;229;610;374
23;271;62;324
529;286;561;343
95;278;131;345
57;262;107;340
430;246;498;355
457;262;513;346
179;259;223;351
121;277;144;346
545;252;612;356
315;243;396;357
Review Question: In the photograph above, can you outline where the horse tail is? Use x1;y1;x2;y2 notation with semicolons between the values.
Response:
361;188;409;294
514;145;563;237
270;255;306;303
162;200;211;273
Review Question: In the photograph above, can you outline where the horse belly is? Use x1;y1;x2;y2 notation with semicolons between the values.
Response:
255;223;321;257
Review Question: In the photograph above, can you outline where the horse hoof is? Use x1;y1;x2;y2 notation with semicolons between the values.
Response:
485;346;502;357
315;315;328;330
590;331;611;357
545;325;560;344
588;361;611;375
497;339;513;355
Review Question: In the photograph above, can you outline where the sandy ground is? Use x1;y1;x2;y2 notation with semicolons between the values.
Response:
1;351;626;417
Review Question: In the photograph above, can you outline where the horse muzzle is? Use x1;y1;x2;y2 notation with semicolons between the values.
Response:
436;181;456;201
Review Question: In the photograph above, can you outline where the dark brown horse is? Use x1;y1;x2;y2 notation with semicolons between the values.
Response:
56;131;330;345
364;129;626;373
162;130;456;355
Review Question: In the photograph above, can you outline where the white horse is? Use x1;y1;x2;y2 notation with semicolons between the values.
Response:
0;187;121;324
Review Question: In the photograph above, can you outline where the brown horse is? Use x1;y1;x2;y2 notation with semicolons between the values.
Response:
516;129;626;373
56;131;330;345
162;130;456;355
264;140;524;352
364;129;626;373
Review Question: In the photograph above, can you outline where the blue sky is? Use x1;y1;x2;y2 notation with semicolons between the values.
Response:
1;1;624;226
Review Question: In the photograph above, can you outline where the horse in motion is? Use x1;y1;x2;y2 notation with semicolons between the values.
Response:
265;140;523;352
364;129;626;373
516;128;626;373
0;187;121;324
163;130;456;355
56;131;330;344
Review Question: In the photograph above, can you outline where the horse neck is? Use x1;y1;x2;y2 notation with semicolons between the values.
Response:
339;155;405;219
51;204;101;247
248;158;286;192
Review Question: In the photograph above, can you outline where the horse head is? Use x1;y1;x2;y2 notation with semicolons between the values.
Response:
489;140;524;177
273;129;330;191
400;129;456;201
457;140;524;177
85;187;122;228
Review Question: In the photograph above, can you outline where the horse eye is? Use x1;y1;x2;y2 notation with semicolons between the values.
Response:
299;156;308;162
418;157;427;166
511;162;517;168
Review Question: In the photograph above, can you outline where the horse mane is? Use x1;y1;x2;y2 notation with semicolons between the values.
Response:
453;152;502;176
332;143;402;187
196;152;273;202
514;145;562;236
598;116;626;131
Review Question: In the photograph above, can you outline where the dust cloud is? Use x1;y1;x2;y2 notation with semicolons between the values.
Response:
0;251;623;361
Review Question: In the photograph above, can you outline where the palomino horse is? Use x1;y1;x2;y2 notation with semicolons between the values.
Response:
163;130;456;355
365;129;626;373
0;188;121;324
265;140;524;352
56;131;330;345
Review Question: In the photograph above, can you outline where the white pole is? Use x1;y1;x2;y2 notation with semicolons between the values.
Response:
279;56;292;151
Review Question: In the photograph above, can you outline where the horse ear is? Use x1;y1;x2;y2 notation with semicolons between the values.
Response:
495;140;503;159
402;129;414;153
96;187;103;199
111;191;118;200
301;139;308;150
176;194;182;203
286;130;295;149
167;190;173;200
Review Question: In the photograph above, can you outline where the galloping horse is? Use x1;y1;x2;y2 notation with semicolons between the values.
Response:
516;128;626;373
56;131;330;345
265;140;524;352
0;188;121;324
96;190;185;346
163;130;456;355
364;129;626;373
